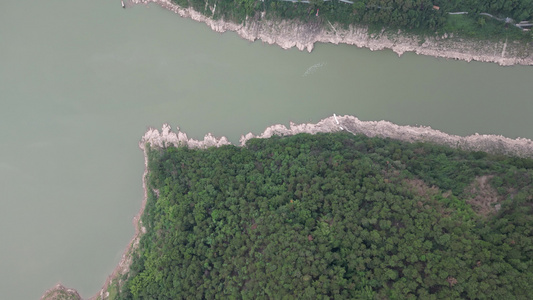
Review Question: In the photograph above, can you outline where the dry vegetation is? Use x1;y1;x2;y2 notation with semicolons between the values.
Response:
464;175;503;216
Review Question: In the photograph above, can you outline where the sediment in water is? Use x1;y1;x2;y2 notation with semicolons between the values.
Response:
131;0;533;66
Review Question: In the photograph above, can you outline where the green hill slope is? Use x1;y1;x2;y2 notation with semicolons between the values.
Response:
173;0;532;42
118;133;533;299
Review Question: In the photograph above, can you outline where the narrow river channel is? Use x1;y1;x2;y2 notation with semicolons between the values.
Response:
1;0;532;298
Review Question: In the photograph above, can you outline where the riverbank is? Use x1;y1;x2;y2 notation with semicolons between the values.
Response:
87;145;150;300
142;115;533;158
41;283;81;300
131;0;533;66
42;115;533;299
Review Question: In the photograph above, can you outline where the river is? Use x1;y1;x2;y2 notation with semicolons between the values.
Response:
1;0;532;298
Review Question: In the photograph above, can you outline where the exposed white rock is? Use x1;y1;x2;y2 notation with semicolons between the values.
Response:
141;124;231;149
52;115;533;300
334;115;533;157
142;115;533;158
131;0;533;66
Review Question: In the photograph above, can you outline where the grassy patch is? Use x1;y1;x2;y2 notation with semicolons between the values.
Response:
107;280;119;300
442;14;529;41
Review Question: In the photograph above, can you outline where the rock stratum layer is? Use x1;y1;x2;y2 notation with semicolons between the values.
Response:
142;115;533;158
131;0;533;66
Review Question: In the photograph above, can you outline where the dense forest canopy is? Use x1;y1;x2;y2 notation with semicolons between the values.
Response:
117;133;533;299
171;0;532;40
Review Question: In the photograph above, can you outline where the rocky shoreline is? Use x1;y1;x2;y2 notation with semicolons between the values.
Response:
131;0;533;66
43;144;152;300
41;283;81;300
142;115;533;158
42;115;533;299
88;144;150;300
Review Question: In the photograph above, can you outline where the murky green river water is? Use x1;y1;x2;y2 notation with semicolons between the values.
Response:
1;0;532;298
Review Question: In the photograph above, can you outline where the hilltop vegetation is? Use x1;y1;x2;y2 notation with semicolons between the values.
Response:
116;132;533;299
171;0;532;41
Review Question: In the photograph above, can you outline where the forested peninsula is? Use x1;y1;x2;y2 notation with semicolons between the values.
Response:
42;116;533;299
130;0;533;65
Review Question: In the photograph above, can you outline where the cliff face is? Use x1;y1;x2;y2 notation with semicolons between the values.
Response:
131;0;533;66
141;115;533;158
